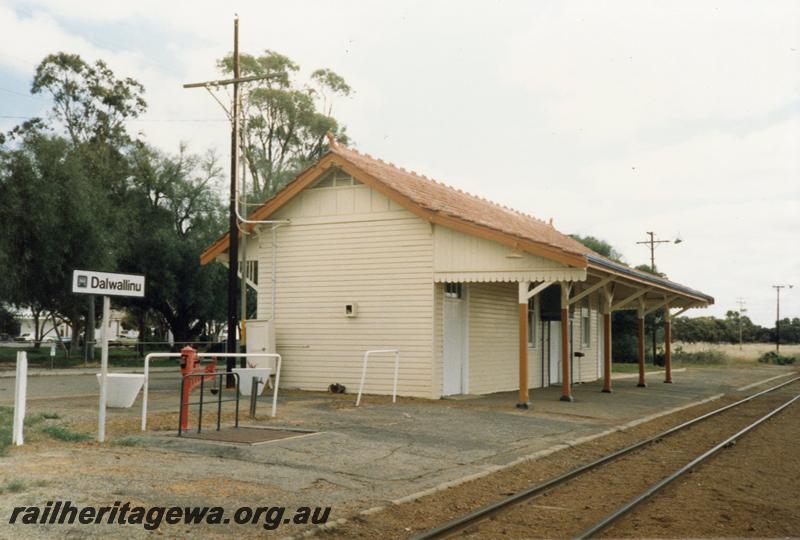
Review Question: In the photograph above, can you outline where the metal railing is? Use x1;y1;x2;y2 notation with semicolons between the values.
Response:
178;371;240;436
140;351;282;431
196;353;282;418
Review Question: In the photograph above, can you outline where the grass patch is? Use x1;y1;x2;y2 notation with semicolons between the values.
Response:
1;407;86;453
0;406;12;456
611;362;662;373
40;425;92;442
612;362;641;373
4;479;25;493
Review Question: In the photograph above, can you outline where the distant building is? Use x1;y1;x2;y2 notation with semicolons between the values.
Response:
12;308;130;341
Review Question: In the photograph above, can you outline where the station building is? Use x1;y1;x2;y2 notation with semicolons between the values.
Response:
201;139;713;405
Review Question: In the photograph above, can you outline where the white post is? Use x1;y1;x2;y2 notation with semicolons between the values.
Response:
392;350;400;404
356;351;370;407
141;353;150;432
271;354;282;417
141;352;183;431
98;295;110;443
12;351;28;446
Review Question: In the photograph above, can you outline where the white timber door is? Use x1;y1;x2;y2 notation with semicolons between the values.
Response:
549;321;562;385
443;283;468;396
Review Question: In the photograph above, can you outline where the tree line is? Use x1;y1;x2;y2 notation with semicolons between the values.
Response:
672;312;800;345
0;51;349;351
570;235;797;363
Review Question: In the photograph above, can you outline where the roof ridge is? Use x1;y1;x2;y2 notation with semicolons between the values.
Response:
336;145;579;255
340;144;553;225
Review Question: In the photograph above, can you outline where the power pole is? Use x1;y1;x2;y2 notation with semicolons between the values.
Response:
772;285;793;354
239;132;248;356
735;297;747;350
184;17;271;385
229;17;241;376
636;232;682;364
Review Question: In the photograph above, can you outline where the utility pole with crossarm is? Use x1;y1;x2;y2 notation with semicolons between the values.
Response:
772;285;793;354
183;17;272;385
636;232;682;365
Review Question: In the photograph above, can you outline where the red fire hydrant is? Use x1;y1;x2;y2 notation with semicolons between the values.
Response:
179;346;217;431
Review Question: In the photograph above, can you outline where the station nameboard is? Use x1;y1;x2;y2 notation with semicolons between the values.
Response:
71;270;145;298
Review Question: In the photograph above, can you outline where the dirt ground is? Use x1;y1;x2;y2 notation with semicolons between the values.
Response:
602;394;800;538
2;369;797;539
322;380;800;539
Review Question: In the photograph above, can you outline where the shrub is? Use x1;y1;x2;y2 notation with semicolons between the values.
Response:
758;351;796;365
673;347;727;365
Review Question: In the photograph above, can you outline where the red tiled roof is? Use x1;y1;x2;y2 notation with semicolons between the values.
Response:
199;141;712;304
329;144;597;258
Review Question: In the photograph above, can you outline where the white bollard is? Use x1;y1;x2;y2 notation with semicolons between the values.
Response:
98;295;110;443
12;351;28;446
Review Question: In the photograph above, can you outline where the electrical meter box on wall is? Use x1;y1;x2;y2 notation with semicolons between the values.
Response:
244;319;276;368
344;303;358;317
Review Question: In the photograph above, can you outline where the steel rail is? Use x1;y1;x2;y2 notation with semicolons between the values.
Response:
411;375;800;540
575;391;800;539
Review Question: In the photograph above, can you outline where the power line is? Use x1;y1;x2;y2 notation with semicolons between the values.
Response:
0;87;37;99
129;118;228;123
0;114;228;123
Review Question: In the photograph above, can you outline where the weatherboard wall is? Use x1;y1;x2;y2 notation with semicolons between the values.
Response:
254;180;435;398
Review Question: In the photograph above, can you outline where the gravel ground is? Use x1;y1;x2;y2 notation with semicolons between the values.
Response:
601;394;800;538
1;369;796;539
322;379;800;539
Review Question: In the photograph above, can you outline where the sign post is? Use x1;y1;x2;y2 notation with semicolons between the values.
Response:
72;270;145;442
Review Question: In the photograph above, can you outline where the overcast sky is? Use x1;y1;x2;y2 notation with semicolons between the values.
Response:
1;1;798;326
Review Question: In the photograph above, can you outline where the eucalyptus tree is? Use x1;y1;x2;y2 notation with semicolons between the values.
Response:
217;51;351;200
120;143;228;343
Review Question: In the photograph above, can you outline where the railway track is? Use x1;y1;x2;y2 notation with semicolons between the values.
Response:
411;375;800;540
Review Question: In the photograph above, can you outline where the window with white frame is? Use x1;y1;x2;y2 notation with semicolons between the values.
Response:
581;298;591;347
444;282;463;298
527;297;536;347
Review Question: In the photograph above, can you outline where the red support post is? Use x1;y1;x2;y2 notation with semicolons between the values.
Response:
664;319;673;383
637;316;647;387
602;313;612;393
560;307;573;401
518;301;530;408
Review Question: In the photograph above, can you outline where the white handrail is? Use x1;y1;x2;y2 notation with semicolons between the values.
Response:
141;351;283;431
142;353;182;431
355;349;400;407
